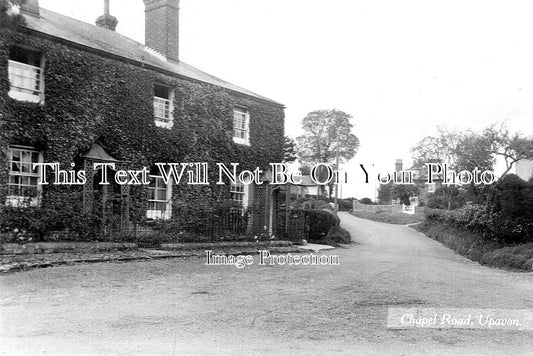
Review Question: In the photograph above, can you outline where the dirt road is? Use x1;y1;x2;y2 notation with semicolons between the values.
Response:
1;212;532;355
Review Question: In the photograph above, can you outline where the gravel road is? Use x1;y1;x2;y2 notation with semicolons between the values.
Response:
1;212;532;355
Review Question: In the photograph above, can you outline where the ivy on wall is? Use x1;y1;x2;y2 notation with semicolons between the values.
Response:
0;26;285;237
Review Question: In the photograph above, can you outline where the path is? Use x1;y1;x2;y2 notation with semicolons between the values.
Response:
1;213;532;355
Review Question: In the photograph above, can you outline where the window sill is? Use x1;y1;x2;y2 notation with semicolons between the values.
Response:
8;90;43;104
233;137;250;146
146;210;171;220
4;196;40;207
155;120;173;129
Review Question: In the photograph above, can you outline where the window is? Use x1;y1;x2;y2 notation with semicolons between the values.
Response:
427;183;436;193
6;146;42;206
8;46;44;103
233;106;250;145
230;182;249;208
153;84;173;129
147;169;172;219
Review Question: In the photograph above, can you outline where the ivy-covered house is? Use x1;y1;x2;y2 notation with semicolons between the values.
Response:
0;0;286;240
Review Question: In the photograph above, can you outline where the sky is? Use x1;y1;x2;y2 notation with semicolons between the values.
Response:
39;0;533;199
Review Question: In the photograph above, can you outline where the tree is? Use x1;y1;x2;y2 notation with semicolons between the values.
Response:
411;126;461;168
296;109;359;198
392;184;420;206
1;0;27;30
358;197;373;205
377;182;393;204
411;126;496;209
282;136;297;163
482;123;533;177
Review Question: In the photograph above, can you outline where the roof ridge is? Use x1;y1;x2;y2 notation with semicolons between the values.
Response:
25;7;283;106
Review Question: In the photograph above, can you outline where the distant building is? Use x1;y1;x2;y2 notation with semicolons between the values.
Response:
515;135;533;181
289;175;320;198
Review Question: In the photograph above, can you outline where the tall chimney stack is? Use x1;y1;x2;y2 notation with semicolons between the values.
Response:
20;0;40;17
143;0;180;63
395;159;403;172
96;0;118;31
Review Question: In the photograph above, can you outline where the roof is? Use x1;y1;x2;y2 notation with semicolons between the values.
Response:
291;175;318;187
22;8;283;106
82;143;118;162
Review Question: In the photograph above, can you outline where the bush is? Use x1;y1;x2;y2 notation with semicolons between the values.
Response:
358;197;373;205
304;209;340;241
0;189;102;242
426;187;465;210
291;198;332;210
325;225;351;244
487;174;533;219
336;198;353;211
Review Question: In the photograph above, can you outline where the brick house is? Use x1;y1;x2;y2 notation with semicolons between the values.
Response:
0;0;286;239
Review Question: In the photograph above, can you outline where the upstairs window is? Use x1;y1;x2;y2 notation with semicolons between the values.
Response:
233;106;250;145
8;46;44;103
153;84;174;129
6;146;42;207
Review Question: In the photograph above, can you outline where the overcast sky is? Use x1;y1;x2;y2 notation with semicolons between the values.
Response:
39;0;533;199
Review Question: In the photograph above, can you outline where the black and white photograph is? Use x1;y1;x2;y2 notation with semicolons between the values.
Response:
1;0;533;354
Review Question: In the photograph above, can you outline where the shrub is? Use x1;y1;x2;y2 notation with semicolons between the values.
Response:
292;198;332;210
326;225;351;244
0;189;103;242
485;174;533;244
426;187;465;210
304;209;340;241
359;197;373;205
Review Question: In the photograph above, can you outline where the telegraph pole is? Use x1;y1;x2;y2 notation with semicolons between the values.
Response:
334;129;340;213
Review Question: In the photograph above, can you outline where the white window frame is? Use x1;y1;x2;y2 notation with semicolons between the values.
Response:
153;84;174;129
230;182;249;208
6;145;43;207
146;174;172;219
7;47;45;104
233;106;250;146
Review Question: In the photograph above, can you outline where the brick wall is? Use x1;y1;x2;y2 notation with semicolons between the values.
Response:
144;0;180;62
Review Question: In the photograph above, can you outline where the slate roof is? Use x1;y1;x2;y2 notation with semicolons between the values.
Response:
82;143;119;162
23;8;283;106
291;175;318;187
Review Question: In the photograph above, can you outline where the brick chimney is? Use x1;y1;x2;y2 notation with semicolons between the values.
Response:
96;0;118;31
20;0;40;17
143;0;180;63
395;159;403;172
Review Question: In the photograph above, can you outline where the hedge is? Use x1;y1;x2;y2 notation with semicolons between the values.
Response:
425;175;533;244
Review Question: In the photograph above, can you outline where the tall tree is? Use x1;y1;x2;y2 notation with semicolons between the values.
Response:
282;136;297;163
296;109;359;198
411;126;461;169
482;123;533;177
411;127;493;209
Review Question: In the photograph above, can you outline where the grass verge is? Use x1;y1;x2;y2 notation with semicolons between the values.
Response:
412;221;533;272
350;205;425;225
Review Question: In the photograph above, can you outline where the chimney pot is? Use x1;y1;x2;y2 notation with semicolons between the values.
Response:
21;0;40;17
95;0;118;31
